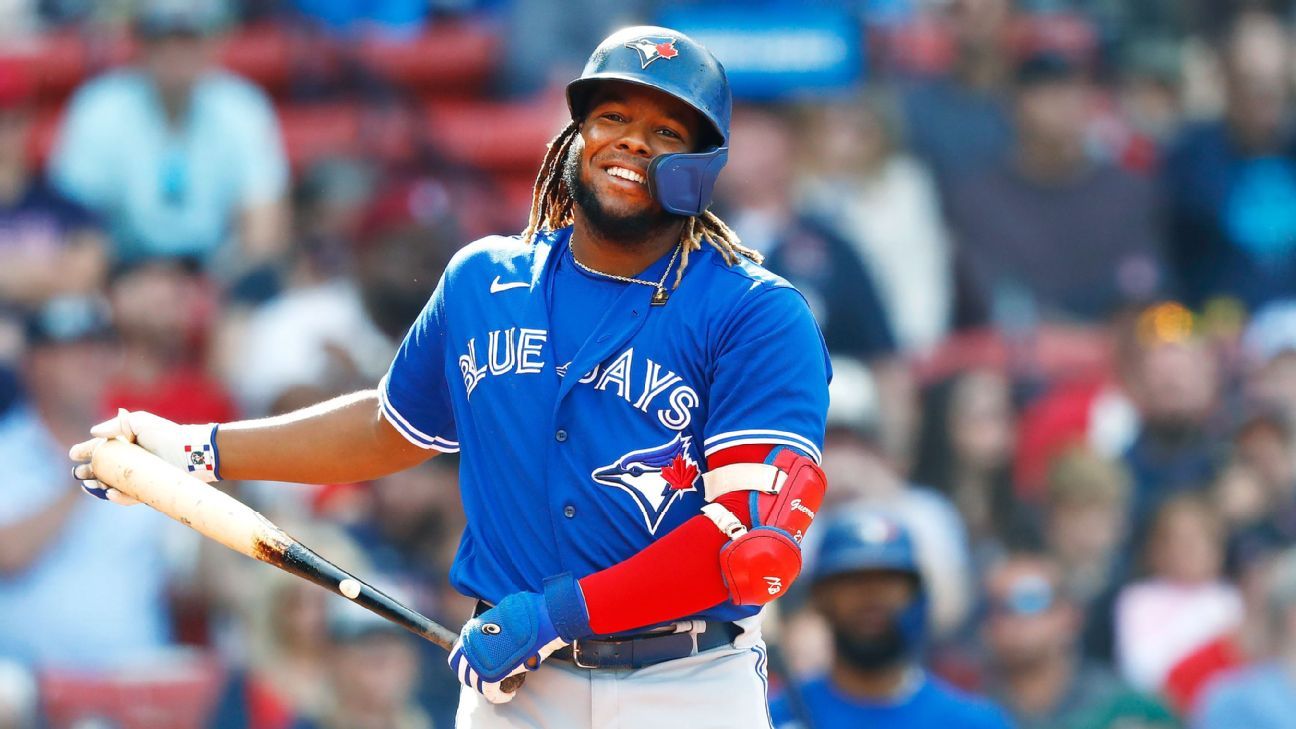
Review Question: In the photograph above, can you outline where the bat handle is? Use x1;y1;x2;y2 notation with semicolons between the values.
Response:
345;574;528;694
267;539;528;694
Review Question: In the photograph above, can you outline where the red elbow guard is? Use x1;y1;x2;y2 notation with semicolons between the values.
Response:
703;448;827;605
718;526;803;604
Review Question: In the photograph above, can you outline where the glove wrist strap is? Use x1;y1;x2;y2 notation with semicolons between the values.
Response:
177;423;222;482
543;573;593;641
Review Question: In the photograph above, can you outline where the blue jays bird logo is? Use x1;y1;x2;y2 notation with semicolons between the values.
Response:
625;37;680;69
592;434;699;534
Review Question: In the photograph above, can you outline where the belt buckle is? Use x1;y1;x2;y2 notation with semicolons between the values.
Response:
571;640;599;669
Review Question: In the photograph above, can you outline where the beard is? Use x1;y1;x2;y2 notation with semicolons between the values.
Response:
832;623;911;672
561;140;682;246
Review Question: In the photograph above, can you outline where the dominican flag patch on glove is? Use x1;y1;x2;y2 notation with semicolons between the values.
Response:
185;444;214;473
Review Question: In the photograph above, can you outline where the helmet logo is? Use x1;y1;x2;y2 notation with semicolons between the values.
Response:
625;37;679;69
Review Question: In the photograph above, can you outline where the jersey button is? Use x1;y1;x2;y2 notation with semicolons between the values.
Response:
563;505;576;518
555;429;568;442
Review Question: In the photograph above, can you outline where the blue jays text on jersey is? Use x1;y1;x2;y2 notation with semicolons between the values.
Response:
379;226;830;627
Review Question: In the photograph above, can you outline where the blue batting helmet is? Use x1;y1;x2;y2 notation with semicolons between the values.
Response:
811;510;928;649
566;26;731;217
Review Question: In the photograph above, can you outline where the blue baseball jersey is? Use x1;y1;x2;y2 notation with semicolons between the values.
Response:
770;674;1016;729
380;226;830;626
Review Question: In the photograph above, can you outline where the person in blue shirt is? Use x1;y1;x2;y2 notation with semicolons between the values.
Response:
1162;10;1296;311
72;26;831;729
770;508;1013;729
48;1;288;274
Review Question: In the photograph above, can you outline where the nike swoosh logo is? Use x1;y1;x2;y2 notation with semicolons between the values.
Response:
490;276;530;294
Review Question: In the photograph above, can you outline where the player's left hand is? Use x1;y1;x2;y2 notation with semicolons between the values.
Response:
70;409;221;504
449;573;592;704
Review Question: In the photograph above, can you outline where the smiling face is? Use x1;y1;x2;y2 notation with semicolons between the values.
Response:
562;81;705;243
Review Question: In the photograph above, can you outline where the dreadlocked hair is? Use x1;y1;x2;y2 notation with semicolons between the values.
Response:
521;121;762;290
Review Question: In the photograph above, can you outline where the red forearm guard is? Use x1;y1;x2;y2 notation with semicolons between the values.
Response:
577;445;773;635
576;446;827;633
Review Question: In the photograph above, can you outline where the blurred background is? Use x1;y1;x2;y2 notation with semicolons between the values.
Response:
4;0;1296;727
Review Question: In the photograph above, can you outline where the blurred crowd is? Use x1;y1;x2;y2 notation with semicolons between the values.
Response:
5;0;1296;727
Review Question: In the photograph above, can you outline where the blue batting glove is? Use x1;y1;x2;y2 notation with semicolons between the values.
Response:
449;573;592;702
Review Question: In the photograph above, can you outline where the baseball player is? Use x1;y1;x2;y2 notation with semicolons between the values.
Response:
770;509;1012;729
70;26;830;728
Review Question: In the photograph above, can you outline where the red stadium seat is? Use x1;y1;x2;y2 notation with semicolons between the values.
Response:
40;652;225;729
0;32;90;101
217;25;295;90
871;13;957;76
424;94;566;172
911;324;1112;387
278;103;362;168
357;22;499;94
1007;12;1099;64
26;106;65;166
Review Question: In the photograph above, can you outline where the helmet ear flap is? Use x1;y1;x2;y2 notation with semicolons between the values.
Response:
647;147;728;217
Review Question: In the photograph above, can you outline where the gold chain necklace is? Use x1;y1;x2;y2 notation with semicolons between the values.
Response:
569;241;681;306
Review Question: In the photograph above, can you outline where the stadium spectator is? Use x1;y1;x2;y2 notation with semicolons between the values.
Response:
799;92;954;353
900;0;1017;186
912;368;1033;569
719;104;925;465
99;259;237;425
343;459;470;728
819;357;974;640
1214;459;1270;547
48;0;289;276
1108;41;1184;173
1163;10;1296;311
1241;301;1296;428
1115;495;1244;694
225;178;456;416
290;587;431;729
945;52;1165;325
0;297;177;670
770;510;1012;729
1221;411;1296;569
1161;530;1281;716
1193;548;1296;729
0;60;107;309
983;553;1179;729
289;157;379;284
1041;447;1133;665
715;105;897;362
346;460;469;619
1120;304;1222;530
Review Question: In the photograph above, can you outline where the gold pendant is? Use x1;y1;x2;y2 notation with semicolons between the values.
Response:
651;288;669;306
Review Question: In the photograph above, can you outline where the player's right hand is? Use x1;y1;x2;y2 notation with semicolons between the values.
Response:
69;409;222;504
449;591;566;703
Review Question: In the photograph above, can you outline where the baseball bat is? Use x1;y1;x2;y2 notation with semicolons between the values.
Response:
88;437;525;693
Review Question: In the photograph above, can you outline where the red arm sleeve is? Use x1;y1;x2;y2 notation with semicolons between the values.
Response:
578;444;773;635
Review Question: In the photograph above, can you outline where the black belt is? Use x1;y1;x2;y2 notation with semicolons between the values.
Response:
473;600;742;670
